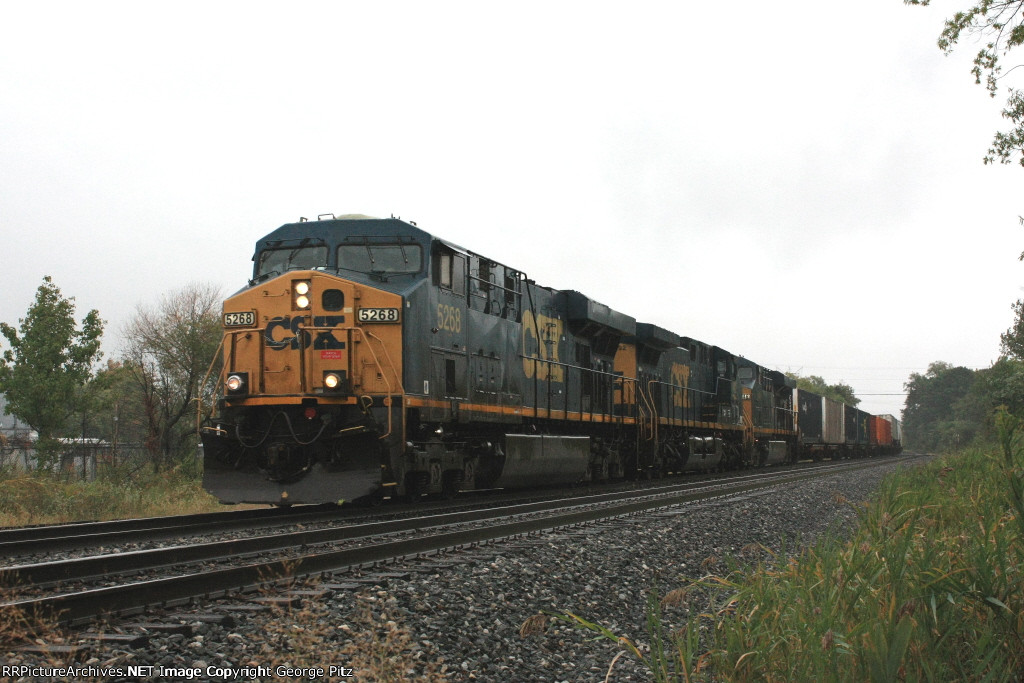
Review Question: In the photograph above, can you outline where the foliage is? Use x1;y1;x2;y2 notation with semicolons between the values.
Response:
1002;298;1024;358
902;361;977;449
0;276;104;458
703;445;1024;680
547;590;710;682
909;296;1024;450
121;282;222;471
0;462;223;526
785;373;860;406
70;360;149;446
906;0;1024;166
551;441;1024;681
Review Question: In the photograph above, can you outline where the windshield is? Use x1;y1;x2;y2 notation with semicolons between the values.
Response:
337;243;422;275
256;246;328;278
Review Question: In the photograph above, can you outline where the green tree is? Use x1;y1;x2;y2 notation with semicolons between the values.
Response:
906;0;1024;166
786;373;860;406
903;361;978;450
1001;298;1024;358
967;355;1024;425
70;359;148;449
0;276;104;455
121;283;222;472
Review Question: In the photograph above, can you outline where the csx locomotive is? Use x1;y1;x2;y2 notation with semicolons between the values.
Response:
199;215;901;505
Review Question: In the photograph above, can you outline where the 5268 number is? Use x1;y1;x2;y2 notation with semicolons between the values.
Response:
437;304;462;333
357;308;401;323
224;311;255;327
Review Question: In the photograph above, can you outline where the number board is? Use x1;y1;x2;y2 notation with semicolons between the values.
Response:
224;311;256;327
357;307;401;323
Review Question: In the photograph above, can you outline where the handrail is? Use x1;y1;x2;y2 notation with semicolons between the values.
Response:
518;353;637;424
352;328;404;440
196;335;227;437
637;379;657;442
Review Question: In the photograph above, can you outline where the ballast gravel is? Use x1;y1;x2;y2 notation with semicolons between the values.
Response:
4;458;917;682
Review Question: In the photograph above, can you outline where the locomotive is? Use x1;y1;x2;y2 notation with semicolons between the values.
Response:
199;215;901;505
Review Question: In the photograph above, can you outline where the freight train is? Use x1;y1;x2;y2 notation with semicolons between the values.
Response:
199;215;901;505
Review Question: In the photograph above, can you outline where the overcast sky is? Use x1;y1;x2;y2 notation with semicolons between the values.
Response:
1;1;1021;419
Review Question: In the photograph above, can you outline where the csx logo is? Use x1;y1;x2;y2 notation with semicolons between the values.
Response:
265;315;346;350
671;362;691;408
521;310;564;382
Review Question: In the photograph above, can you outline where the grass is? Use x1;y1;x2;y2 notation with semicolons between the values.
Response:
256;588;450;681
0;462;230;527
540;411;1024;681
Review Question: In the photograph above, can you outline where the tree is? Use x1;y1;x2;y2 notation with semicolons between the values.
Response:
786;372;860;406
121;283;222;471
906;0;1024;166
70;359;149;450
0;277;104;454
970;355;1024;419
902;361;978;450
1001;298;1024;359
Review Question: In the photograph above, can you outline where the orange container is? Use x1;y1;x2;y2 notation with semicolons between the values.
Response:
869;415;892;447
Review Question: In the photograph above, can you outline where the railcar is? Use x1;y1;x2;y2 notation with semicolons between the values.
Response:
793;388;902;460
200;215;897;505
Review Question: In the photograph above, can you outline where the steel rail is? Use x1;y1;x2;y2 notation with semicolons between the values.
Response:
0;504;346;557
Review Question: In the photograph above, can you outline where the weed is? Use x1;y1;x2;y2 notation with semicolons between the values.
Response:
547;445;1024;681
0;584;69;666
0;465;227;526
255;590;449;682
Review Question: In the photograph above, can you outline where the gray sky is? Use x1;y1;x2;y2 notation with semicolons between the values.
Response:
1;0;1021;419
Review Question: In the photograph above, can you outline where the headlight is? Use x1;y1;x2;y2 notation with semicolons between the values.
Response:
226;373;248;395
293;280;312;310
323;371;347;393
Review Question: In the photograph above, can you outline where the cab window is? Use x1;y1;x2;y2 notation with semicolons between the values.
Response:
256;246;328;278
435;248;466;295
337;243;422;275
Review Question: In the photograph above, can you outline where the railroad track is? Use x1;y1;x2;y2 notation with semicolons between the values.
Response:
0;458;849;562
0;457;909;628
0;469;736;560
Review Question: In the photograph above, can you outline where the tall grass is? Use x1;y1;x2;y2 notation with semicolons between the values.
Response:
0;463;227;527
545;418;1024;681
